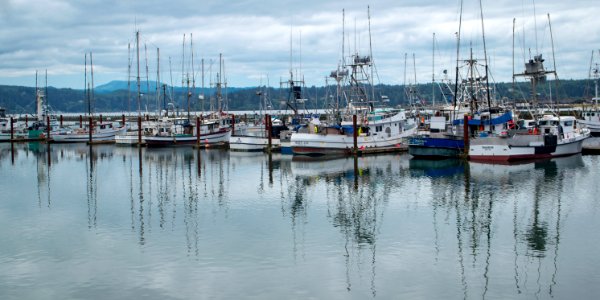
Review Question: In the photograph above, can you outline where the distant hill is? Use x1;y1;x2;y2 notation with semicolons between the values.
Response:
95;80;246;94
0;79;596;114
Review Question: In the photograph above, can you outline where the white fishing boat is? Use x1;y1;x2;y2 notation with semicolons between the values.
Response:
229;122;286;151
469;114;589;161
292;108;416;156
144;117;231;147
51;121;126;143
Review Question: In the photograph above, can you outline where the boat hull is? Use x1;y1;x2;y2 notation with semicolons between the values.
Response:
229;135;280;151
51;127;126;143
469;134;587;162
291;126;416;156
145;129;231;147
408;135;465;158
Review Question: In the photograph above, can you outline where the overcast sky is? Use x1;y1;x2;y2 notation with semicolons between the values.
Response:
1;0;598;89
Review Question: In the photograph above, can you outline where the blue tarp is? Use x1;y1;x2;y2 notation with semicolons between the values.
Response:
452;111;513;126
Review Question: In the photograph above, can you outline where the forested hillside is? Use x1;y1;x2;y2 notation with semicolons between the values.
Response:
0;79;595;114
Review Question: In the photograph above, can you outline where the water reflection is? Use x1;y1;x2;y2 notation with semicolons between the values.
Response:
468;155;585;298
0;143;597;299
289;155;410;296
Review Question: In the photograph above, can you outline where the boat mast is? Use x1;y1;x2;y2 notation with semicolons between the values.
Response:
479;0;492;109
432;32;435;107
404;53;408;106
84;54;88;117
144;43;150;114
191;33;196;115
156;47;160;117
367;5;374;106
452;0;463;123
127;42;131;114
548;14;559;107
136;31;141;116
45;69;48;118
90;52;95;118
201;58;205;114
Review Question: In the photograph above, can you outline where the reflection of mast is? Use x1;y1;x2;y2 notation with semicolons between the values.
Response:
86;146;97;229
137;147;145;245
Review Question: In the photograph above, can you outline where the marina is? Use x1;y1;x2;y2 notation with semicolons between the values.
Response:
2;0;600;299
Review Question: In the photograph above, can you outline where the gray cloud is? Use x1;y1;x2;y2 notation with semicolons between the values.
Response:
0;0;598;88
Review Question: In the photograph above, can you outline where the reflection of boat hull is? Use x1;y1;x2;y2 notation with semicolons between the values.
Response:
145;129;230;147
229;135;280;151
469;135;587;162
409;158;465;177
408;135;464;158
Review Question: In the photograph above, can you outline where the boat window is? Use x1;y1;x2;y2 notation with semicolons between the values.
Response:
538;121;548;126
563;121;573;126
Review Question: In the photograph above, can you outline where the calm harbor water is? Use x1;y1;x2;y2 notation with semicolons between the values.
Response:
1;143;599;299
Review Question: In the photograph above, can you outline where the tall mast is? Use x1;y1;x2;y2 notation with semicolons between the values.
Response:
191;33;196;114
512;18;516;101
90;52;94;117
218;53;223;112
479;0;492;109
413;53;417;104
45;69;48;116
367;5;374;104
156;47;160;116
144;43;150;113
404;53;408;105
136;31;141;116
182;34;186;116
548;14;558;105
342;9;345;66
84;54;88;117
432;32;436;107
201;58;205;113
453;0;463;110
127;42;131;114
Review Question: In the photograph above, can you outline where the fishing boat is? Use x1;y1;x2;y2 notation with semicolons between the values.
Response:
291;10;416;156
51;121;126;143
290;56;417;156
292;107;416;156
144;116;231;147
409;1;514;159
229;118;287;151
469;55;589;161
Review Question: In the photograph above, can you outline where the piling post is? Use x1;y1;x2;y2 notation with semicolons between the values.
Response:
88;116;93;144
122;114;126;127
266;114;272;152
10;117;14;142
60;115;63;127
196;116;200;146
99;114;103;124
463;114;470;156
137;116;142;146
231;114;235;136
25;115;28;127
46;116;51;141
352;114;358;155
79;115;83;128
